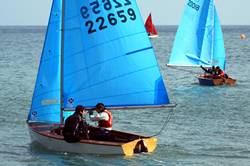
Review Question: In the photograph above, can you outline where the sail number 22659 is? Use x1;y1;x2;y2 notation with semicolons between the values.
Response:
80;0;136;34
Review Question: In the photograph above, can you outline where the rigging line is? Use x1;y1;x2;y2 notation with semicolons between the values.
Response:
149;108;175;137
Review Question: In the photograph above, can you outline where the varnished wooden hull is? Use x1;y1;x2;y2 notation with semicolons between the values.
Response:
28;122;157;156
197;75;236;86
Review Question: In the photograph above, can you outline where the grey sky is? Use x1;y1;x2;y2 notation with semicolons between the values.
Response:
0;0;249;25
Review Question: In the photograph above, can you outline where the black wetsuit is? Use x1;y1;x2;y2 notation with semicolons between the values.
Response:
63;112;88;143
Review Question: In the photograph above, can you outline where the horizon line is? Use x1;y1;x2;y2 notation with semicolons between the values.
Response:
0;24;250;27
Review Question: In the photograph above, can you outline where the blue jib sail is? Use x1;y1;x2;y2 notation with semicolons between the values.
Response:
168;0;226;70
28;0;61;122
28;0;171;123
63;0;169;108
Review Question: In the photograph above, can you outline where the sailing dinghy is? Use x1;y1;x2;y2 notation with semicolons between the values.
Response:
145;13;158;38
27;0;175;156
168;0;236;86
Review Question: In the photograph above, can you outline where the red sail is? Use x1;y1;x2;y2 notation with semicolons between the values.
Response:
145;14;158;36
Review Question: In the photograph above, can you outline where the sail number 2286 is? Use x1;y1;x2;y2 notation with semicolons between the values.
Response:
80;0;136;34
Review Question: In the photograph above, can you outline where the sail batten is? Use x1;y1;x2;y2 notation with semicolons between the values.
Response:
126;47;153;55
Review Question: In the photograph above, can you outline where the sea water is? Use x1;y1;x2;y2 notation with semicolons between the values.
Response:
0;26;249;165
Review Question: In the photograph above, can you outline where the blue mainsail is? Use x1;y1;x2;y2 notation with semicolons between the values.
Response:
28;0;171;123
168;0;226;70
28;0;61;122
63;0;169;108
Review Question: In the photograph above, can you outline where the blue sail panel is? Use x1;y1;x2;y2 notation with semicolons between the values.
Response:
169;0;209;66
63;0;169;108
213;9;226;70
169;0;214;66
28;0;61;122
199;0;214;65
169;0;226;69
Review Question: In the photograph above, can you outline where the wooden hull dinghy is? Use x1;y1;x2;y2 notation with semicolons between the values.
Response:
197;74;236;86
28;122;157;156
27;0;174;156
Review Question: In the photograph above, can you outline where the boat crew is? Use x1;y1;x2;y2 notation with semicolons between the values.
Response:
89;103;113;130
200;65;217;78
63;105;89;142
215;66;228;78
89;103;113;141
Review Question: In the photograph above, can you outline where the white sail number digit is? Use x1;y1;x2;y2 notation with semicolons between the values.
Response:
80;0;136;34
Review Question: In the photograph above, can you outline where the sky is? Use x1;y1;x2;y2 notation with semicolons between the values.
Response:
0;0;249;25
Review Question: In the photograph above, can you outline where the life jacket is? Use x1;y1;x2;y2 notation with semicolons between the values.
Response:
98;110;113;129
218;69;225;77
217;69;225;77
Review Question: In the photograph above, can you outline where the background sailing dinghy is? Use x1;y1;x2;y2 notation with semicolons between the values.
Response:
145;13;159;38
167;0;236;86
27;0;175;156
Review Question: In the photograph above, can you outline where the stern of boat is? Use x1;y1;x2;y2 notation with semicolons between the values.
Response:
121;137;157;156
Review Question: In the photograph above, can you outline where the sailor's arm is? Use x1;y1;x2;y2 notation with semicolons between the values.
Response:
89;114;101;121
89;112;108;121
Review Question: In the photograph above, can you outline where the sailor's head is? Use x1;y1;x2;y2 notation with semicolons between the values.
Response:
75;105;86;114
95;103;105;113
216;66;220;70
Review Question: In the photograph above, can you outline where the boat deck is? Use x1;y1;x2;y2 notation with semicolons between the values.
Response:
28;122;146;146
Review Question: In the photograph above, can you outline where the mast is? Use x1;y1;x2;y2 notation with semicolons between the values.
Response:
60;0;65;124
